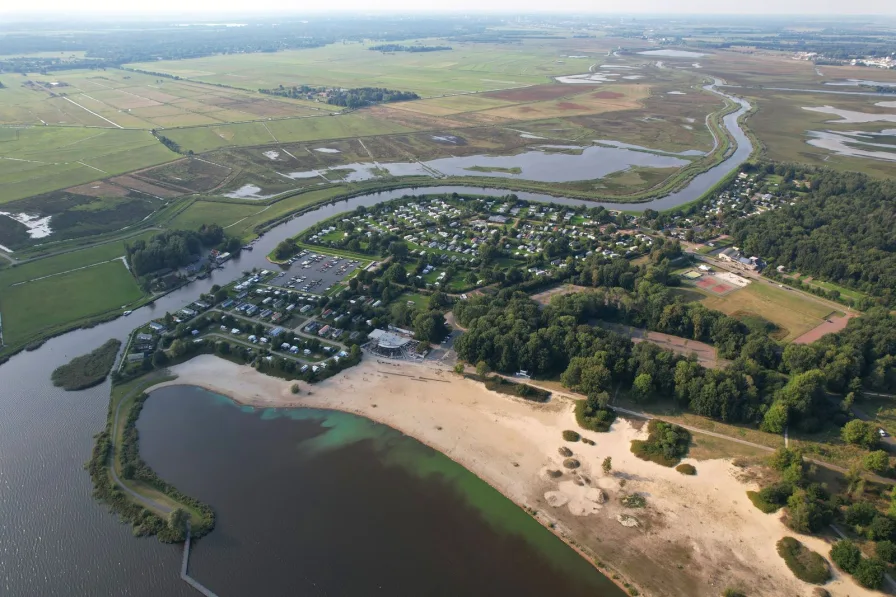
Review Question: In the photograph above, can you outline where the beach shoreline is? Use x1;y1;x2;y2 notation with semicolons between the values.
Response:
147;355;877;597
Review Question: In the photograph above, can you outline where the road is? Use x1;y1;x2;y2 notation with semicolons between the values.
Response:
495;373;896;486
109;383;173;515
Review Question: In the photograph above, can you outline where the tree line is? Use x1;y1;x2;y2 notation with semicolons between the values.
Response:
369;44;452;52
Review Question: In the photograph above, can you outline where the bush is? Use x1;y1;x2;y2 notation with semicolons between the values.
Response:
864;450;890;474
722;589;746;597
830;540;862;573
51;339;122;391
776;536;831;584
290;383;300;394
854;557;886;589
630;420;691;467
562;430;581;442
747;490;783;514
676;463;696;475
876;539;896;564
563;458;581;469
621;494;646;508
575;400;617;433
558;446;573;457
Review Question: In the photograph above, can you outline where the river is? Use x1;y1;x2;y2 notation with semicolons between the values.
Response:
0;81;751;595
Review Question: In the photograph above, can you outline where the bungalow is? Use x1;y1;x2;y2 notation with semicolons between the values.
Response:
148;321;167;333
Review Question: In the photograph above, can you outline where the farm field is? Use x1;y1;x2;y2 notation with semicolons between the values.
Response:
0;127;178;203
700;281;837;342
0;68;326;128
0;258;143;346
125;41;598;97
163;111;419;153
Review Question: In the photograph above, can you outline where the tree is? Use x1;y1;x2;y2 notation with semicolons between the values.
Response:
602;456;612;475
760;400;789;434
168;507;188;539
865;450;890;474
152;349;168;368
830;540;862;573
413;310;448;344
454;363;465;375
633;373;653;400
876;540;896;564
170;339;187;358
476;360;490;377
841;420;880;450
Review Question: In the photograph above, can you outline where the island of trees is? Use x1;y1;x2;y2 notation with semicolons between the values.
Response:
259;85;419;108
369;44;452;52
51;338;122;390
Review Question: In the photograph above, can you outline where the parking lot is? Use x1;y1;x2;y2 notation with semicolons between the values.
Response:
271;250;363;294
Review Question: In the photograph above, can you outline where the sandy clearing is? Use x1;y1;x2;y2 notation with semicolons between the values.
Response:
150;355;878;597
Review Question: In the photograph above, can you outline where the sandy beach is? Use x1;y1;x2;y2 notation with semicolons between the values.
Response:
149;355;880;597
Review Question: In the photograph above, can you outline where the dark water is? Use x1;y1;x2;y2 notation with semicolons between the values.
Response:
138;386;624;597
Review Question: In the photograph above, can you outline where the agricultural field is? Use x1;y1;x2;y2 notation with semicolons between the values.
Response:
0;126;178;203
700;281;838;342
0;258;143;347
0;68;326;128
162;111;418;153
125;40;599;97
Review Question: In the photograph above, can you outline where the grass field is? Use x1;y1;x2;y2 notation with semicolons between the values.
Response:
125;41;597;97
0;68;325;129
163;111;418;153
0;127;178;203
701;282;836;342
0;259;143;346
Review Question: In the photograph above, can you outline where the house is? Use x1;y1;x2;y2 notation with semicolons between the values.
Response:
126;352;145;363
148;321;167;333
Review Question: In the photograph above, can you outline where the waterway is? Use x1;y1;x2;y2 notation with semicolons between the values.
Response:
0;80;751;595
137;386;623;596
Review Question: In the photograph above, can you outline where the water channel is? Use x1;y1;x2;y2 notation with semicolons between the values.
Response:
0;81;752;596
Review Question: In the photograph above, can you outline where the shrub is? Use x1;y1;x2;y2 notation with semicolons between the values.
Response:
621;494;646;508
558;446;573;457
876;539;896;564
776;536;831;584
854;557;886;589
630;420;691;467
575;400;617;432
582;437;595;445
51;339;122;391
563;430;581;442
290;383;300;394
722;589;746;597
563;458;581;469
676;463;696;475
864;450;890;474
830;540;862;573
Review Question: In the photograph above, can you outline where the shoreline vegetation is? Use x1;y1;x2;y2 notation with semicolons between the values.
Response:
51;338;122;391
87;373;215;543
97;354;884;597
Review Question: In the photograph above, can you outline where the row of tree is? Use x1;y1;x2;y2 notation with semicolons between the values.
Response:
125;224;237;277
260;85;419;108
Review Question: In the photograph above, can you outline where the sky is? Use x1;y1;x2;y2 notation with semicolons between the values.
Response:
1;0;895;17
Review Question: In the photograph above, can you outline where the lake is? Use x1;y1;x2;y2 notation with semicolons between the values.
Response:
137;386;625;596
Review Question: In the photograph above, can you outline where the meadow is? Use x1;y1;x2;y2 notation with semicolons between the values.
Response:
0;127;178;203
0;68;325;129
743;87;896;179
701;282;836;342
0;258;143;347
125;41;597;97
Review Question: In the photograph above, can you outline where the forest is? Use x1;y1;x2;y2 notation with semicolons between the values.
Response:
125;224;238;277
453;285;896;435
260;85;419;108
728;167;896;307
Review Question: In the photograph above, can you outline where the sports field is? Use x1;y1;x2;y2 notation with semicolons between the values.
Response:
701;282;837;342
0;127;178;203
126;41;597;97
0;258;143;346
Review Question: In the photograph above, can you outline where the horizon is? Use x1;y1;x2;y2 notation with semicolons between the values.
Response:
2;4;896;18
